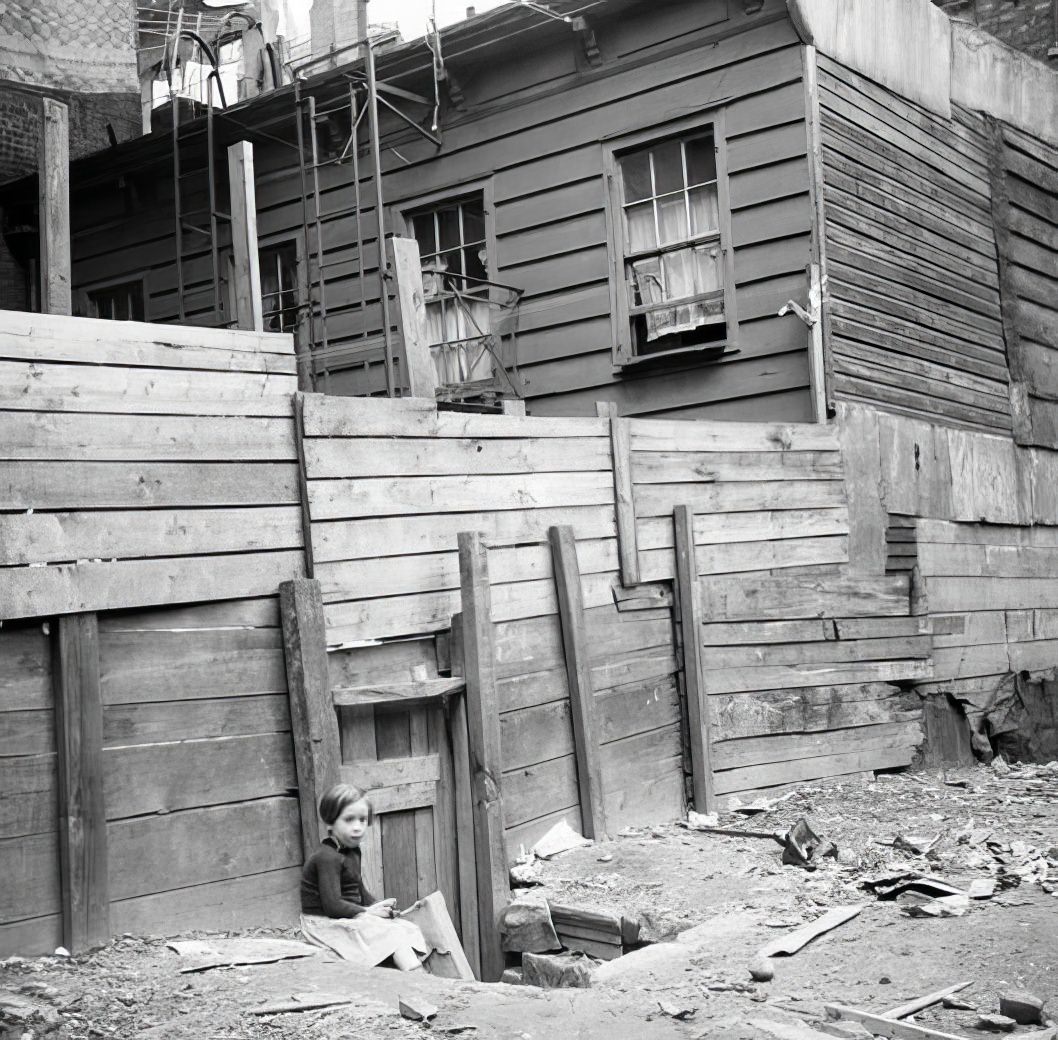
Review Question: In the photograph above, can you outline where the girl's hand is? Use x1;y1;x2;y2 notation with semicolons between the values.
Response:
365;904;393;918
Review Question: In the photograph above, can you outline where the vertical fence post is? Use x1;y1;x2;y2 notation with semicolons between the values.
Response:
227;140;264;332
391;237;438;398
447;612;482;980
673;505;717;813
53;613;109;952
549;525;606;839
280;578;340;858
39;97;71;316
457;533;509;982
596;402;640;585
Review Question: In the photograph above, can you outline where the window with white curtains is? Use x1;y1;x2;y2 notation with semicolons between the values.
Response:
605;116;736;364
407;193;494;388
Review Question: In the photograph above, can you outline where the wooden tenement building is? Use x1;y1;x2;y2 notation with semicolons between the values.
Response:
1;0;1051;429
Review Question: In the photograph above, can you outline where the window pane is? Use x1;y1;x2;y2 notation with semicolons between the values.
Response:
661;248;696;302
462;203;486;245
689;184;719;235
438;207;461;252
651;139;685;196
657;193;689;246
685;134;716;187
628;256;663;309
625;201;656;252
693;243;724;295
464;245;487;285
412;213;436;257
621;148;652;203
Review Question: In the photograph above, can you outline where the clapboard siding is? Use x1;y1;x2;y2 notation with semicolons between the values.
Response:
0;310;304;620
56;0;815;422
990;122;1058;448
817;56;1012;434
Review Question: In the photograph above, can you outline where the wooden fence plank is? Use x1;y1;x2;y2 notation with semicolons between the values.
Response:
549;526;606;839
449;612;482;980
227;141;264;332
53;613;110;952
39;97;71;316
280;579;340;858
392;237;438;399
674;505;716;814
597;403;639;585
457;534;510;983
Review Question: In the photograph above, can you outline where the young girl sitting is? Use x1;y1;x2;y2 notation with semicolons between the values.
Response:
300;783;428;971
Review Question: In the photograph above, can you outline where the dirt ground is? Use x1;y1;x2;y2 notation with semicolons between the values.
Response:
4;762;1058;1040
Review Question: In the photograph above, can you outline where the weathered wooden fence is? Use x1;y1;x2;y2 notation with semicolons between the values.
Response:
0;312;304;956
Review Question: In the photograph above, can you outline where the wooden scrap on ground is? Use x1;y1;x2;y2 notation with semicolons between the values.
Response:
825;1004;976;1040
399;996;439;1022
758;905;864;958
398;891;474;980
168;937;320;973
882;982;973;1019
250;993;355;1015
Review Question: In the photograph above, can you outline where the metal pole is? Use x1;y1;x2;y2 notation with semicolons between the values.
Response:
349;83;368;346
293;81;318;391
366;37;396;397
206;75;221;324
307;94;331;393
172;93;185;322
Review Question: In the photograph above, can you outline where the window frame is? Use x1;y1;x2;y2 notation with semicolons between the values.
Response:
603;111;738;367
258;238;301;335
84;277;146;322
392;178;498;306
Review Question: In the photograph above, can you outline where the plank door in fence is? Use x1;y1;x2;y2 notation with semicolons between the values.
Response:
337;698;460;926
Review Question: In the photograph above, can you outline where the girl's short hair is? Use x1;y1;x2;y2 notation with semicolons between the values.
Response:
318;783;374;826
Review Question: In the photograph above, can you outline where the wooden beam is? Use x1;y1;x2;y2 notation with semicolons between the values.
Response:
227;141;264;332
224;140;261;332
52;613;109;952
448;612;480;978
331;677;467;705
457;533;510;982
39;97;71;316
802;45;832;421
824;1005;975;1040
673;504;716;813
548;525;606;839
279;578;341;858
596;401;640;584
391;237;437;399
882;982;973;1020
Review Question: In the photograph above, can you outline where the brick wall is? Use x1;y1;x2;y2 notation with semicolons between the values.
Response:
936;0;1058;63
0;85;140;311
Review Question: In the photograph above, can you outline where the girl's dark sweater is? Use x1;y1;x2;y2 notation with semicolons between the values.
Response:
300;837;377;918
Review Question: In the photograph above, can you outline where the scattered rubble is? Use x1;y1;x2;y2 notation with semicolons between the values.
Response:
520;951;596;989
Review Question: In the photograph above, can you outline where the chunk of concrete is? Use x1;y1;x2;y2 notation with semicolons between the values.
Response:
522;951;594;989
499;894;561;954
998;992;1045;1026
975;1014;1017;1032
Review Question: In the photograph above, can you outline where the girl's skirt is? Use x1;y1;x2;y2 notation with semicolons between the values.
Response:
300;911;429;968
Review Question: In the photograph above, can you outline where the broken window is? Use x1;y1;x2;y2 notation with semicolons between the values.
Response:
407;192;493;386
87;280;145;322
259;241;299;334
606;121;736;364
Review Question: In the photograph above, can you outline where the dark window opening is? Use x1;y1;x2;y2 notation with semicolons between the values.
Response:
260;241;299;333
87;281;145;322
